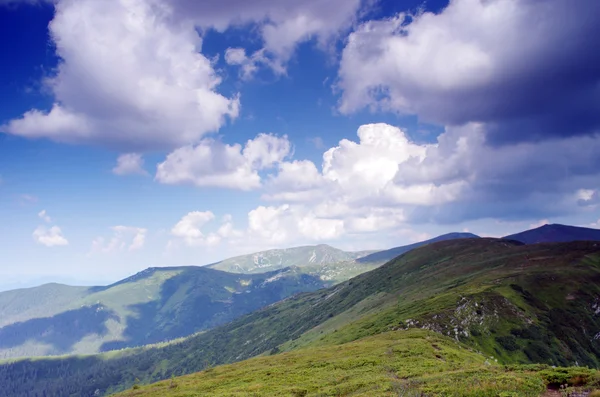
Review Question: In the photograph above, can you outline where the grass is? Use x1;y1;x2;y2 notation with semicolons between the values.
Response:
116;329;598;397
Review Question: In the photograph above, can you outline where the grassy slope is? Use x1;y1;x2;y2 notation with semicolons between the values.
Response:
1;239;600;396
0;283;90;327
117;329;600;397
117;329;551;397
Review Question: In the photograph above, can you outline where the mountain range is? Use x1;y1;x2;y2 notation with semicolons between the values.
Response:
1;223;600;396
1;223;599;361
0;225;599;396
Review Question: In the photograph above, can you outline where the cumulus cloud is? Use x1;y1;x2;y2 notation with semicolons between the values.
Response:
337;0;600;143
170;211;241;247
91;226;147;253
2;0;239;150
112;153;147;176
33;225;68;247
173;0;364;74
263;123;600;229
155;133;291;190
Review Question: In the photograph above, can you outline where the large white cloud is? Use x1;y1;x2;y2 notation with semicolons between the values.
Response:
155;133;291;190
265;123;600;226
1;0;369;148
337;0;600;141
2;0;239;150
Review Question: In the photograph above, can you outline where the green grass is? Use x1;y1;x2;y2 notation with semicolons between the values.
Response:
116;329;600;397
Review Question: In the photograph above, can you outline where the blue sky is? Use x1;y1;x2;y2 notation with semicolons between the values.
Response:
1;0;599;290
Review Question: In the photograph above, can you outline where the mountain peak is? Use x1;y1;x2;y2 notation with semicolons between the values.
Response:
504;223;600;244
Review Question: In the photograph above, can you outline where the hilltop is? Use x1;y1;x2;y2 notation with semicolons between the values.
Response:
356;232;479;263
1;238;599;396
207;244;374;274
504;223;600;244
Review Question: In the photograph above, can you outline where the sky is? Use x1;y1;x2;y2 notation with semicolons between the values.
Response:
1;0;599;290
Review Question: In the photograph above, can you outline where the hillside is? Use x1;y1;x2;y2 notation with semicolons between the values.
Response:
1;238;600;396
117;330;600;397
356;232;479;263
0;266;324;359
504;223;600;244
207;244;375;274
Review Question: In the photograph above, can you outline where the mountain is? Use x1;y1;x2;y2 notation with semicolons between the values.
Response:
207;243;375;274
2;238;600;396
208;234;478;283
504;223;600;244
356;232;480;263
0;266;324;359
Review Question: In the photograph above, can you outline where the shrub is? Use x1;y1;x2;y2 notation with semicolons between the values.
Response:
496;335;519;351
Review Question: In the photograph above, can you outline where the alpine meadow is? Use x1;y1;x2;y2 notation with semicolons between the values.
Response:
1;0;600;396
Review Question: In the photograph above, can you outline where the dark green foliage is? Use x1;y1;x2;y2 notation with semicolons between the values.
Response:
523;341;553;363
495;336;519;351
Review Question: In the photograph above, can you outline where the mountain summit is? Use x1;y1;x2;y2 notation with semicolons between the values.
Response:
504;223;600;244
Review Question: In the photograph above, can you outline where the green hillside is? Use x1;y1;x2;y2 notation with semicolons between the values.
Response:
116;330;600;396
1;238;600;396
0;266;325;359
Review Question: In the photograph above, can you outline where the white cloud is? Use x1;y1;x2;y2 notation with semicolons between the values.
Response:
91;226;147;253
2;0;239;150
337;0;600;135
33;225;68;247
172;0;364;75
155;133;291;190
224;47;277;79
38;210;51;223
112;153;147;176
263;122;600;229
170;211;240;247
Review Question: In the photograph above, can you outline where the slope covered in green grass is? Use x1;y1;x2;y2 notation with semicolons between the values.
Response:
116;329;600;397
1;238;599;396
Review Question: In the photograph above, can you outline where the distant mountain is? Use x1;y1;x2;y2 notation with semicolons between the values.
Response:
207;244;375;274
504;223;600;244
357;232;480;263
0;266;324;359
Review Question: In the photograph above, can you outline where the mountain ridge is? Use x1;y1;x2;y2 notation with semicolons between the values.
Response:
504;223;600;244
